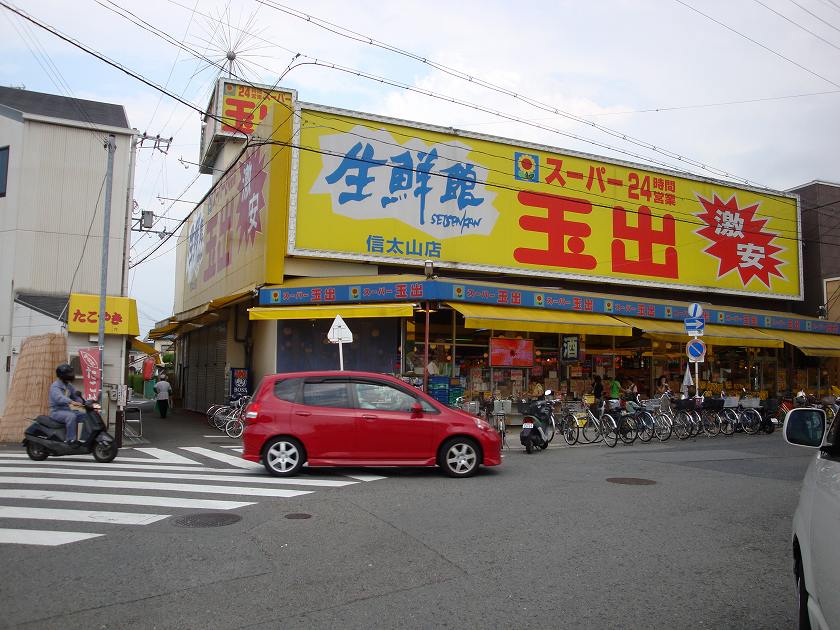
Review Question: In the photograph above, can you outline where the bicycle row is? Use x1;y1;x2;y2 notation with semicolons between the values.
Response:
553;393;777;448
206;396;251;438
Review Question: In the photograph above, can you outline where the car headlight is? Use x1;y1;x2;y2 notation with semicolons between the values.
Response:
474;418;492;431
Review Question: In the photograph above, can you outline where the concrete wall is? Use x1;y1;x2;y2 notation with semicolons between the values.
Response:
794;182;840;319
251;319;277;387
0;112;133;414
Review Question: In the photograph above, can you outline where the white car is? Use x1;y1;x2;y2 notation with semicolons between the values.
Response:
784;407;840;629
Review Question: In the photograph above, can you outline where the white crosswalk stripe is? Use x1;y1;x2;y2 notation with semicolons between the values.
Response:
0;445;386;547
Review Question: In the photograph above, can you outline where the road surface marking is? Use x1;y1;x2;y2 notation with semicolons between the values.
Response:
0;528;102;546
132;448;203;465
179;447;261;469
0;477;311;498
0;467;356;487
0;489;254;510
0;506;169;525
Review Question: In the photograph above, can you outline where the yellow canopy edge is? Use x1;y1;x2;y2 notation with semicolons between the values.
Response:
446;303;632;336
248;303;415;320
617;316;782;348
130;338;163;365
764;329;840;356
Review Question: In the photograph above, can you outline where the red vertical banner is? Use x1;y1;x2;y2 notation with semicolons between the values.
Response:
78;348;100;401
142;358;155;381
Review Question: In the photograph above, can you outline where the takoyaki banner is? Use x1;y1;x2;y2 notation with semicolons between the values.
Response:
291;107;802;299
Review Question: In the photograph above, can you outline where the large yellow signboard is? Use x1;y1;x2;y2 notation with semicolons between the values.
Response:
291;108;801;299
67;294;139;336
180;102;293;311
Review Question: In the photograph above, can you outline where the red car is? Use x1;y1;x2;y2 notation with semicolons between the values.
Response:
242;371;502;478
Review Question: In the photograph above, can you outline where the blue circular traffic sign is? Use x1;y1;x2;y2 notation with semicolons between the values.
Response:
688;303;704;318
686;338;706;361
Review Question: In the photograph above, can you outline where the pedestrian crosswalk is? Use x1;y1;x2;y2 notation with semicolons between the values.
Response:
0;446;386;547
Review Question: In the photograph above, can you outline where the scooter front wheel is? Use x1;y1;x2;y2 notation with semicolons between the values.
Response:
93;441;118;463
25;441;48;461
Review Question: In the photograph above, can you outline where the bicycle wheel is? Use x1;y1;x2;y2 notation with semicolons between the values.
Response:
720;409;736;435
702;411;721;437
601;414;618;448
212;407;232;431
225;417;244;439
674;410;692;440
207;404;223;427
581;415;601;443
742;408;762;434
544;416;556;444
619;415;638;444
561;414;578;446
654;413;672;441
637;411;655;442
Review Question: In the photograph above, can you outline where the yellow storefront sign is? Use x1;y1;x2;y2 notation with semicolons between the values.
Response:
290;108;801;299
178;101;293;311
67;294;139;336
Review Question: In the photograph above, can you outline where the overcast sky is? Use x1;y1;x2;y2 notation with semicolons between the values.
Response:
2;0;839;336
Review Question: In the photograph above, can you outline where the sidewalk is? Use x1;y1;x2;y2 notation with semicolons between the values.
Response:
122;399;212;448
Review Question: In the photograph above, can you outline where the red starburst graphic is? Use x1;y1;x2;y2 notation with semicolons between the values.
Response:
237;149;267;249
695;193;785;288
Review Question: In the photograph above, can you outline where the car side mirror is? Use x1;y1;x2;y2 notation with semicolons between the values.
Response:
411;402;423;418
783;408;826;448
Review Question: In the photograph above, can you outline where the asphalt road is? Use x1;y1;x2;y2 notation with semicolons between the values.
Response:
0;425;812;630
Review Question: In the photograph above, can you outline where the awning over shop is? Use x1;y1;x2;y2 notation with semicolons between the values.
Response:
248;303;415;320
130;338;163;365
208;289;254;310
445;303;632;336
764;329;840;357
148;321;178;339
616;317;783;348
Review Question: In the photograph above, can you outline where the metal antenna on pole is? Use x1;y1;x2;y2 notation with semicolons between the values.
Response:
98;134;116;404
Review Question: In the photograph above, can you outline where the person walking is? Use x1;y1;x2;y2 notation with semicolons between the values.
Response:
154;374;172;418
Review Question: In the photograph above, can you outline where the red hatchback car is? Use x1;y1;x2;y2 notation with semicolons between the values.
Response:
242;371;502;478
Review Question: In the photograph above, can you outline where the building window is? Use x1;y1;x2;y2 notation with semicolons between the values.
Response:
0;146;8;197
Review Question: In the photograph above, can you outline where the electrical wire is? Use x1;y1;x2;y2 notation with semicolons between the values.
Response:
673;0;840;89
753;0;840;53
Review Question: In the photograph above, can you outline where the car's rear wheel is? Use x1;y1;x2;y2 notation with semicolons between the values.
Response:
439;437;480;477
263;437;305;477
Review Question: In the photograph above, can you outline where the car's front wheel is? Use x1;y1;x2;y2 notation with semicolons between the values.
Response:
795;554;812;630
263;437;306;477
439;437;480;478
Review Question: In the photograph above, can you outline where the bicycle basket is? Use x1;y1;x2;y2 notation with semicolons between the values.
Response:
723;396;740;408
606;398;622;410
741;398;762;409
641;399;661;412
675;398;697;411
701;398;724;411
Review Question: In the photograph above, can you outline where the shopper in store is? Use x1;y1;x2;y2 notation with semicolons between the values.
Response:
529;379;545;399
656;375;671;396
592;374;604;404
623;377;639;398
608;375;622;400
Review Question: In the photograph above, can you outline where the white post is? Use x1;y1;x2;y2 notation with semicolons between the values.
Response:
338;341;344;371
695;360;700;396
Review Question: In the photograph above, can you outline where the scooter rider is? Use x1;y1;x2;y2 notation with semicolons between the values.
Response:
49;363;92;445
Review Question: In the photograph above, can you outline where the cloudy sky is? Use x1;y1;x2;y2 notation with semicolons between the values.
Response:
2;0;839;335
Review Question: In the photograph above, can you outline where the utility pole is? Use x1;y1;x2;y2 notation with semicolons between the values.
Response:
98;134;116;404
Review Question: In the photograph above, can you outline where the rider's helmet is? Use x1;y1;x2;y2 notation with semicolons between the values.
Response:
55;363;75;381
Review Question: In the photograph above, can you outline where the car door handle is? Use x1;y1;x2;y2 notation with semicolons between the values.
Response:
361;414;378;420
295;411;311;417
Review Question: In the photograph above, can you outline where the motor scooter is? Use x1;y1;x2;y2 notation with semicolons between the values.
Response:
22;402;118;462
519;390;557;454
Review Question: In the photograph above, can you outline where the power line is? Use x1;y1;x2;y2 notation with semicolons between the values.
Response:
673;0;840;89
753;0;840;53
255;0;784;192
787;0;840;35
11;1;837;264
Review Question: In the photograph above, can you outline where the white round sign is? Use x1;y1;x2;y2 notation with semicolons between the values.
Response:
688;303;704;319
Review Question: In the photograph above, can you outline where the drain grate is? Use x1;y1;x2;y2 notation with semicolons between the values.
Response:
285;513;312;520
606;477;656;486
172;513;242;528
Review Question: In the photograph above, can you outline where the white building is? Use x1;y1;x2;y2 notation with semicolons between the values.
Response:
0;86;136;419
